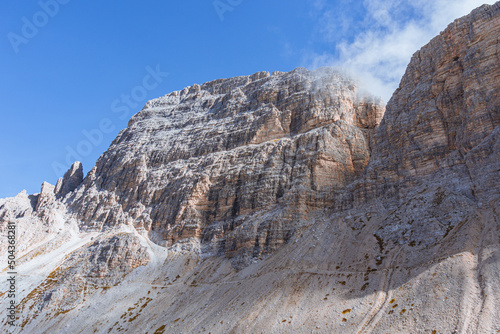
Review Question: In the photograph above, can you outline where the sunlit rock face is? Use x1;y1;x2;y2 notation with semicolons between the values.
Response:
357;2;500;205
0;3;499;334
67;67;384;266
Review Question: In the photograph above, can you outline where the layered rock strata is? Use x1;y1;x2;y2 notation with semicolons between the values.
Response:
66;68;384;266
0;3;499;334
357;3;500;205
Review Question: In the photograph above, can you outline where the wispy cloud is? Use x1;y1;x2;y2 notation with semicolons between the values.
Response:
305;0;497;101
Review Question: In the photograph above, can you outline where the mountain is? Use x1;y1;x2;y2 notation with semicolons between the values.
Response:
1;2;499;333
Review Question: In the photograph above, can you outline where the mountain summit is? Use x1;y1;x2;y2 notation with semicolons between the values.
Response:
1;3;499;333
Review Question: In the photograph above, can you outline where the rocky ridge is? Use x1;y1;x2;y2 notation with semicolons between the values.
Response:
67;67;384;267
0;2;499;333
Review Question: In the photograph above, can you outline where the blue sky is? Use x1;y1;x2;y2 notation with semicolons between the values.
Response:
0;0;495;198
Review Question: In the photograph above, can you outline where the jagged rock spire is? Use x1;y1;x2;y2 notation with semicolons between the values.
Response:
54;161;83;198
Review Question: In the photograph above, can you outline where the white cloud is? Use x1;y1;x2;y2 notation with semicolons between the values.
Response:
305;0;497;102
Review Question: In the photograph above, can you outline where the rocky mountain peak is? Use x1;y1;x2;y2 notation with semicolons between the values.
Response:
0;3;499;333
54;161;83;199
64;67;385;263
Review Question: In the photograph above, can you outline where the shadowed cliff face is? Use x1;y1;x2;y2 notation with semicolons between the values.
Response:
66;67;385;266
0;3;499;334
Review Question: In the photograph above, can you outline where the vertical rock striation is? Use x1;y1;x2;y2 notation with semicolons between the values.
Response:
66;68;384;265
0;3;499;333
358;3;500;205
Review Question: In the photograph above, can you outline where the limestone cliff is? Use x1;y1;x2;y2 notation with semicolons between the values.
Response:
67;67;384;267
0;3;499;334
358;3;500;205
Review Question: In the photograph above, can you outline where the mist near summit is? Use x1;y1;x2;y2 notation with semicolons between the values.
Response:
305;0;498;101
